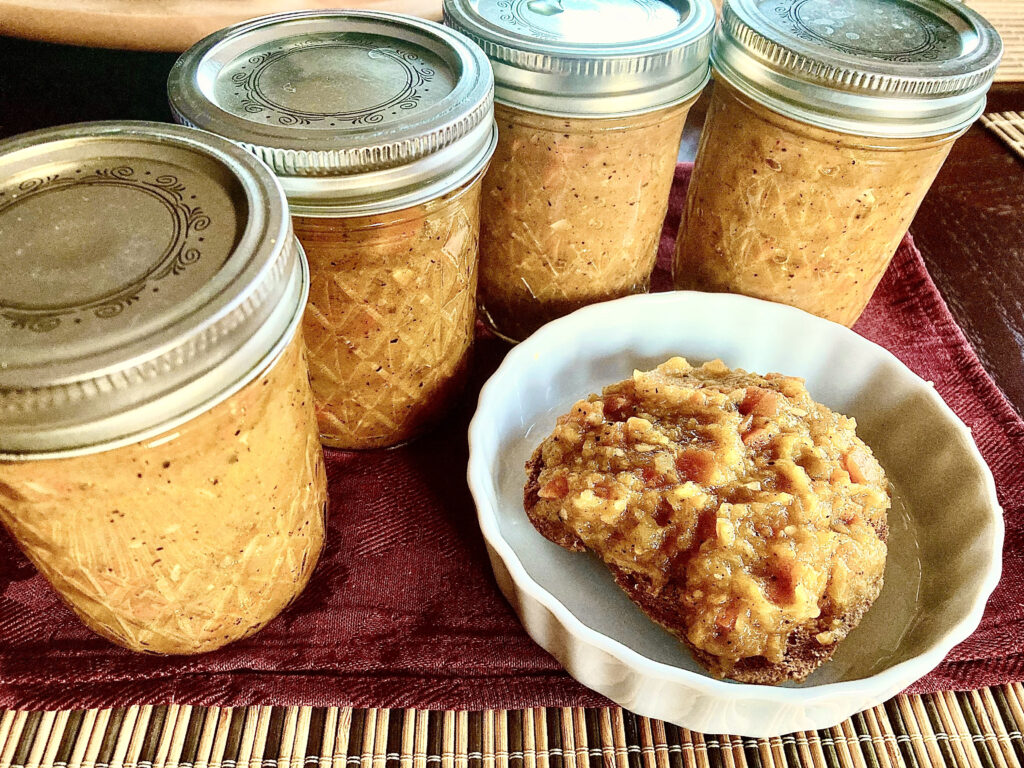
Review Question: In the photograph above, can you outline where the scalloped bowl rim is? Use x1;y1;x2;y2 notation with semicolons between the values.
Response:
467;290;1003;710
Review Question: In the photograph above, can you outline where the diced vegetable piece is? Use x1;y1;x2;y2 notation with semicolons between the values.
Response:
538;475;568;499
829;468;849;484
603;394;633;421
843;446;882;485
742;426;771;447
675;449;716;484
739;387;780;418
715;603;740;632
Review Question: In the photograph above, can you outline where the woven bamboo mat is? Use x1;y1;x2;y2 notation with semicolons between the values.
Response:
982;112;1024;160
1;687;1024;768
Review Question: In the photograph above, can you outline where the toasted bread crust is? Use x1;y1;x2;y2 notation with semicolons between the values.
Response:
525;446;586;552
610;567;882;684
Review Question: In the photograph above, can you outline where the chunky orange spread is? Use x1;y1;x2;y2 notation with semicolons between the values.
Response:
526;358;889;680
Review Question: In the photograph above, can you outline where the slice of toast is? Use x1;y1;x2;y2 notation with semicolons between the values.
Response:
524;447;887;685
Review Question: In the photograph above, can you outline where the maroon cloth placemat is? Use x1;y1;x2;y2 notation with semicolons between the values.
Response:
2;164;1022;711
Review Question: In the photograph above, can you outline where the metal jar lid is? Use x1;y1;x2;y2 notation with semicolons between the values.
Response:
713;0;1003;138
442;0;715;117
0;121;307;459
168;11;497;217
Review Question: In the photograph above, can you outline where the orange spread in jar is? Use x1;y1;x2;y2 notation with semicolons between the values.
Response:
478;101;693;341
294;176;482;449
674;81;957;327
0;333;327;655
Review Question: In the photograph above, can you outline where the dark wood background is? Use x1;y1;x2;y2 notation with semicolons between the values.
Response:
1;36;1022;414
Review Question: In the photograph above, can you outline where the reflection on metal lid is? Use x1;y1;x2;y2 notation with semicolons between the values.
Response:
714;0;1004;137
443;0;715;116
169;11;497;216
0;121;305;458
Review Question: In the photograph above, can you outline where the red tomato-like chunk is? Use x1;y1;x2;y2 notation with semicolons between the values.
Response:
739;387;780;418
675;449;716;484
538;475;568;499
602;394;633;421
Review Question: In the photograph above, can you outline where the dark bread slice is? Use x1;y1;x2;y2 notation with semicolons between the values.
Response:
610;568;883;684
524;448;888;685
524;446;586;552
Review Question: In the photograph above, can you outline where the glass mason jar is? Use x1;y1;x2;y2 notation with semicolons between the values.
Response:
444;0;715;341
673;0;1002;327
292;176;482;448
0;122;327;655
169;11;496;449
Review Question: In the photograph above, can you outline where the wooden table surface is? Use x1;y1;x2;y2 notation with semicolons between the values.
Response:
2;36;1022;415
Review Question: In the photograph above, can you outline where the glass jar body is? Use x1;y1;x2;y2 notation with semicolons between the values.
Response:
673;79;960;327
478;99;696;341
293;174;484;449
0;331;327;655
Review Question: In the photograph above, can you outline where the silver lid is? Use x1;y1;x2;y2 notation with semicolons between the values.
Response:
443;0;715;117
0;121;307;459
714;0;1003;137
168;11;497;216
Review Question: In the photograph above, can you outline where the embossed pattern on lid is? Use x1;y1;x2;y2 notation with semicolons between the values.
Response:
169;11;496;216
443;0;714;117
714;0;1003;137
0;121;306;458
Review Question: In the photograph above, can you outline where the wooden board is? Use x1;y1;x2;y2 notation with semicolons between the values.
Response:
0;0;441;52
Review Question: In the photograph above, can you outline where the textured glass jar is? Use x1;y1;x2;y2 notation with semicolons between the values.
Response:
445;0;715;341
479;100;693;341
293;175;483;448
169;11;496;448
673;0;1002;327
0;122;327;655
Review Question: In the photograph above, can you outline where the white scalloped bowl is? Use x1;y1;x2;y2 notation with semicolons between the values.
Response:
467;291;1002;738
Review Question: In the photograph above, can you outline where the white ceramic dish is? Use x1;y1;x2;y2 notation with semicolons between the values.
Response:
467;291;1002;738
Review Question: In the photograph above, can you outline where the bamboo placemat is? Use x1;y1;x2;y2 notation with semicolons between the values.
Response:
982;112;1024;161
967;1;1024;82
1;686;1023;768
